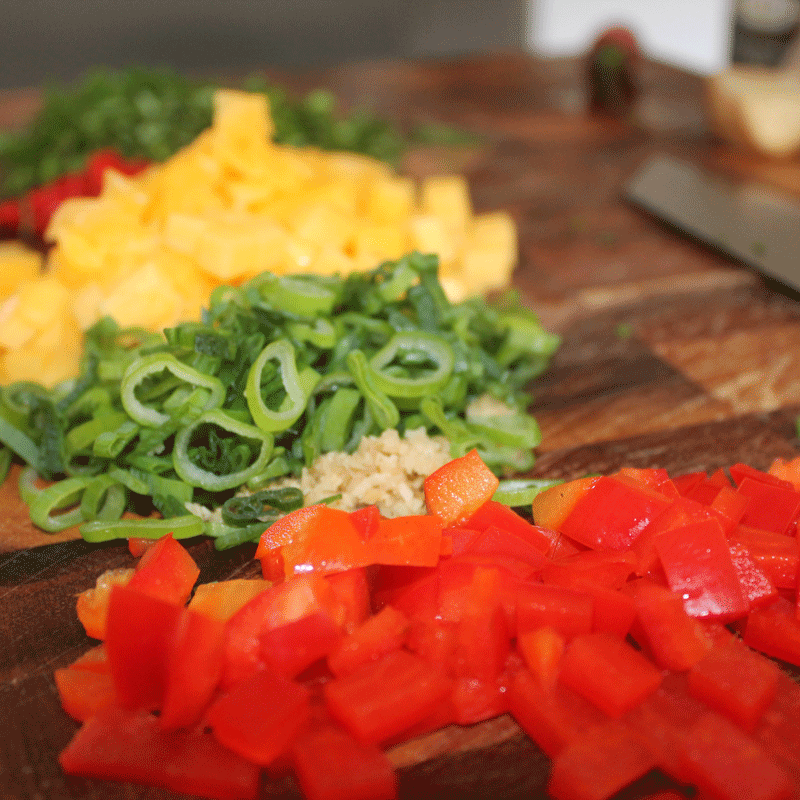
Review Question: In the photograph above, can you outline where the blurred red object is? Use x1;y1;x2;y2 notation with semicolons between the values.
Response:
587;27;641;116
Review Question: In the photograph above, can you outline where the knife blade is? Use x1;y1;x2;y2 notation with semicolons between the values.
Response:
624;153;800;292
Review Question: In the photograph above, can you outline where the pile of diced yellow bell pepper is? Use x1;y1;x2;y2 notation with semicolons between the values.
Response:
0;89;517;387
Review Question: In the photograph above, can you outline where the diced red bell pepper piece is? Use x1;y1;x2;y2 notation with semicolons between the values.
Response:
290;723;397;800
442;525;482;556
423;449;499;526
260;609;342;678
0;199;20;233
730;463;794;490
728;542;778;610
628;579;712;671
128;537;157;558
617;466;676;492
372;563;440;619
559;631;663;719
736;477;800;535
257;504;370;580
323;649;453;744
672;472;706;497
547;719;659;800
464;500;552;553
454;567;511;683
364;514;442;567
405;616;457;669
516;582;594;641
729;525;799;589
127;533;200;605
624;672;708;784
707;467;733;488
104;584;183;711
543;549;637;590
446;550;538;581
461;524;548;572
678;711;793;800
160;608;226;731
25;172;89;237
517;626;565;689
683;478;723;505
326;568;371;632
507;667;606;757
768;456;800;490
542;568;636;638
560;475;673;552
688;638;780;732
450;673;510;725
531;477;599;533
349;505;380;541
69;643;109;672
709;485;750;535
743;596;800;667
436;556;518;624
753;671;800;781
75;567;135;640
221;573;337;689
632;496;714;577
655;519;748;622
59;705;261;800
327;605;408;677
188;578;272;622
54;666;116;722
206;668;311;765
84;148;128;194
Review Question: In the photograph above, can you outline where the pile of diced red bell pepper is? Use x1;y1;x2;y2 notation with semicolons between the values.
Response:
55;450;800;800
0;149;149;239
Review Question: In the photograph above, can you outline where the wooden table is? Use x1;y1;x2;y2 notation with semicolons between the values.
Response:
3;50;800;800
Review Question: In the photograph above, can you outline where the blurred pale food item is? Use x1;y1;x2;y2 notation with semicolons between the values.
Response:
0;90;518;387
706;64;800;157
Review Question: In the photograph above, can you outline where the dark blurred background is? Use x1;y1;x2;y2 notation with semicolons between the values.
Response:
0;0;527;90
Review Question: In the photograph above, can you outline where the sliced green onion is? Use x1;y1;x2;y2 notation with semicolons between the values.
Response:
107;467;150;496
173;409;274;491
210;522;268;550
93;420;139;459
246;454;293;489
0;446;11;484
368;332;454;399
320;387;361;452
66;411;130;453
121;353;225;427
258;274;340;317
0;416;40;466
80;514;204;543
465;413;542;451
346;350;399;431
28;476;91;532
492;478;564;507
80;474;127;521
221;487;303;526
245;340;318;433
287;318;337;349
18;465;43;507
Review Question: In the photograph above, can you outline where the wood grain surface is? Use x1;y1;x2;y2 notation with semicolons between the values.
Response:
3;50;800;800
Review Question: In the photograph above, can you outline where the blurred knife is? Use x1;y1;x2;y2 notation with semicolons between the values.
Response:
625;153;800;292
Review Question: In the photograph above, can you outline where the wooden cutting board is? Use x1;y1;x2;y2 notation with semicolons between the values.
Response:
3;51;800;800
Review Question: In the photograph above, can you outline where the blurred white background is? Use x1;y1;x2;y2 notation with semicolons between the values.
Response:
0;0;735;90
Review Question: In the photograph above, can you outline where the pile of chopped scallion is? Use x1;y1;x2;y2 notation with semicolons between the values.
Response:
0;253;560;548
